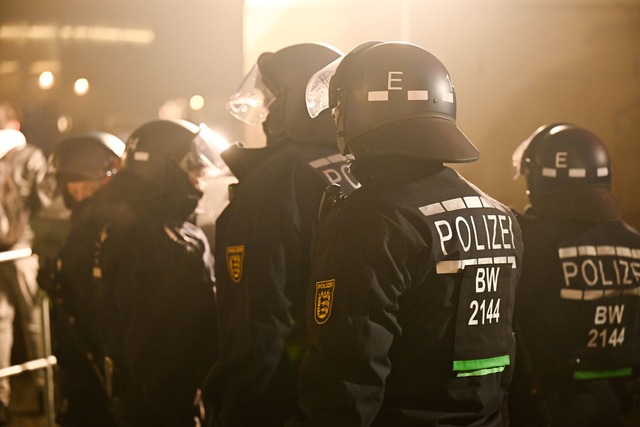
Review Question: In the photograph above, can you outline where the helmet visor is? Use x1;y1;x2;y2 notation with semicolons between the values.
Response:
511;139;530;180
179;124;230;187
305;55;344;118
227;63;276;125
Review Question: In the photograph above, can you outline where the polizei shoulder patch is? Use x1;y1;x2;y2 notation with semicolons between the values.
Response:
314;279;335;325
226;244;245;283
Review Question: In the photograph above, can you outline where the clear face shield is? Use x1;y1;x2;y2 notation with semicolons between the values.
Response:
179;124;230;190
226;63;277;125
305;55;344;119
511;139;530;180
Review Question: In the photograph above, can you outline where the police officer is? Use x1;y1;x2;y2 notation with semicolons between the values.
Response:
47;131;125;426
294;41;523;426
508;123;640;427
201;43;360;427
93;119;219;426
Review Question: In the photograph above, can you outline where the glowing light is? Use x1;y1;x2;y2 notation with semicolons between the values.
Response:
57;115;72;133
0;24;154;45
158;98;187;119
190;95;205;111
73;78;90;96
38;71;55;89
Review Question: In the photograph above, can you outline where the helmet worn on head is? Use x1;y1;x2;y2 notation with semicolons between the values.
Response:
321;41;478;162
512;123;611;197
227;43;343;145
51;131;125;182
122;119;225;193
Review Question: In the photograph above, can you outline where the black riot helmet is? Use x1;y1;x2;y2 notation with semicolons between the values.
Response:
512;123;612;198
227;43;343;145
50;131;125;209
306;41;478;162
50;131;124;182
122;119;225;194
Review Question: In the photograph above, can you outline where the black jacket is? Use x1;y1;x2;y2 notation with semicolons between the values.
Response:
508;186;640;427
50;183;121;426
297;161;523;427
204;141;359;427
94;170;218;427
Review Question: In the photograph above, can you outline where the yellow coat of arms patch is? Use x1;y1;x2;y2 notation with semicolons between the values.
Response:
314;279;335;325
226;245;244;283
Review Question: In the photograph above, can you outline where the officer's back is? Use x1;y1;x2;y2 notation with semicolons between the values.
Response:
508;123;640;427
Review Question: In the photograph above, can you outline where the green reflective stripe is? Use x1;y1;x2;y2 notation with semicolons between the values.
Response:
456;366;505;378
453;355;510;372
573;367;632;380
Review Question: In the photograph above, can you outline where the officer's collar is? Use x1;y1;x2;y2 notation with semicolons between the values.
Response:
220;143;281;182
349;155;444;186
527;184;622;222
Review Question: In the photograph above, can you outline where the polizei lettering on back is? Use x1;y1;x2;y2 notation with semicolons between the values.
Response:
421;196;518;375
420;196;518;334
434;214;516;256
557;245;640;350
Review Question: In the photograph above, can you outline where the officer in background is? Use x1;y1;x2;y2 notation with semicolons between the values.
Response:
0;102;51;425
294;41;523;426
508;123;640;427
93;119;219;426
201;43;360;427
46;131;125;426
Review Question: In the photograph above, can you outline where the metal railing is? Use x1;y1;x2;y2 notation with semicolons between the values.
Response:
0;248;57;427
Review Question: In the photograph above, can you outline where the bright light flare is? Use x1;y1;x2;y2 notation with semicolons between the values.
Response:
57;115;72;133
38;71;55;89
73;78;90;96
190;95;205;111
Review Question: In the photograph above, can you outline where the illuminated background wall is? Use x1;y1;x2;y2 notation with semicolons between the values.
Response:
1;0;639;227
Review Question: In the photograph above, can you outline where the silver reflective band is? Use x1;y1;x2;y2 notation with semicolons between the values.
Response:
305;55;344;118
227;63;276;125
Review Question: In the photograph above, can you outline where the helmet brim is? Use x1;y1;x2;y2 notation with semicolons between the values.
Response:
347;115;479;163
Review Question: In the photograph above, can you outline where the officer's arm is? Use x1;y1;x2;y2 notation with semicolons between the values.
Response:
298;213;402;426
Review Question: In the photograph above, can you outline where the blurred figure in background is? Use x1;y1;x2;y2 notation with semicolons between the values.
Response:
201;43;360;427
508;123;640;427
92;119;219;426
295;41;522;426
0;102;51;425
46;131;125;426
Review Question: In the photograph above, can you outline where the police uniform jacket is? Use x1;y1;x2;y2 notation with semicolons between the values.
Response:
51;187;120;426
204;140;359;427
508;185;640;427
94;169;218;427
297;159;523;427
